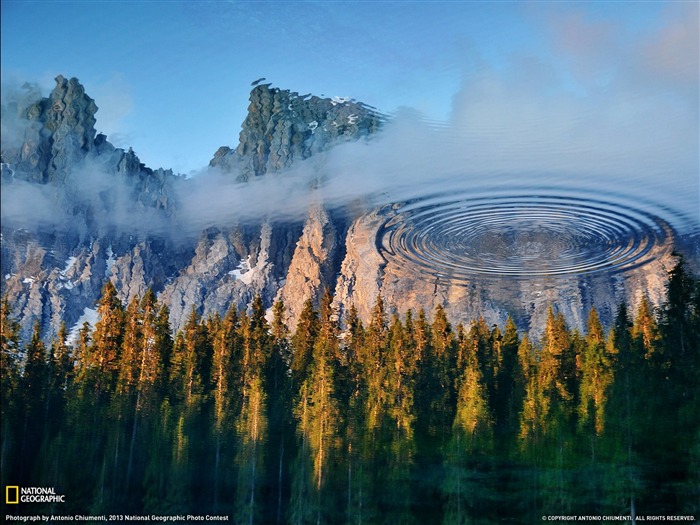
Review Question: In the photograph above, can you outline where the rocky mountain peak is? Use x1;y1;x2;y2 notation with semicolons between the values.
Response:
210;83;384;180
10;75;98;183
0;75;684;346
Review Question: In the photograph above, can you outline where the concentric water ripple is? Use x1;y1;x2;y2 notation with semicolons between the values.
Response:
377;189;675;281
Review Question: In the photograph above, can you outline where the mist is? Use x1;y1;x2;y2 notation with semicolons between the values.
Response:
1;156;174;240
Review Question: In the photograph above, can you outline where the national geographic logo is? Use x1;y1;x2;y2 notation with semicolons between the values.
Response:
6;486;18;504
5;486;66;504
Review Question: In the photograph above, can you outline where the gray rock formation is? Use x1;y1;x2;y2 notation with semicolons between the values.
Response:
5;75;97;184
210;84;383;180
331;209;677;339
0;77;378;341
1;76;183;341
275;204;348;328
0;75;687;346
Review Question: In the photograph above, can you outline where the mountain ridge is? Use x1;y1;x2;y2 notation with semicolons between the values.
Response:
0;75;683;343
0;76;382;341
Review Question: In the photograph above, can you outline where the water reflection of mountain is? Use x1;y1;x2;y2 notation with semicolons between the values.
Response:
0;77;695;343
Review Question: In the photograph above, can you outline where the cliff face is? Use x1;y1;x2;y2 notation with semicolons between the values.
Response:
4;75;97;184
0;76;680;343
0;76;381;340
210;83;382;180
331;209;675;338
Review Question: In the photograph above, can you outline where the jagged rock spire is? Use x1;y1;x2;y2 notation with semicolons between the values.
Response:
11;76;99;183
210;83;384;180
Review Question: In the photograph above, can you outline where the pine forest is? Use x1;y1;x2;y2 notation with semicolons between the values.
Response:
1;260;699;523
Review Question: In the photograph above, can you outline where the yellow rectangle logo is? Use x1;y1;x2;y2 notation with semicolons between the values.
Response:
6;485;19;504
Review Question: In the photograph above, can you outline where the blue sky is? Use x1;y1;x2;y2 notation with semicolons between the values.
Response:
1;0;697;182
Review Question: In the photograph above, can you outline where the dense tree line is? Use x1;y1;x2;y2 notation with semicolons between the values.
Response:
1;260;699;522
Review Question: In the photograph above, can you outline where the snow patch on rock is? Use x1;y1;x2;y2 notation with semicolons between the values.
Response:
61;256;77;276
68;307;99;345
